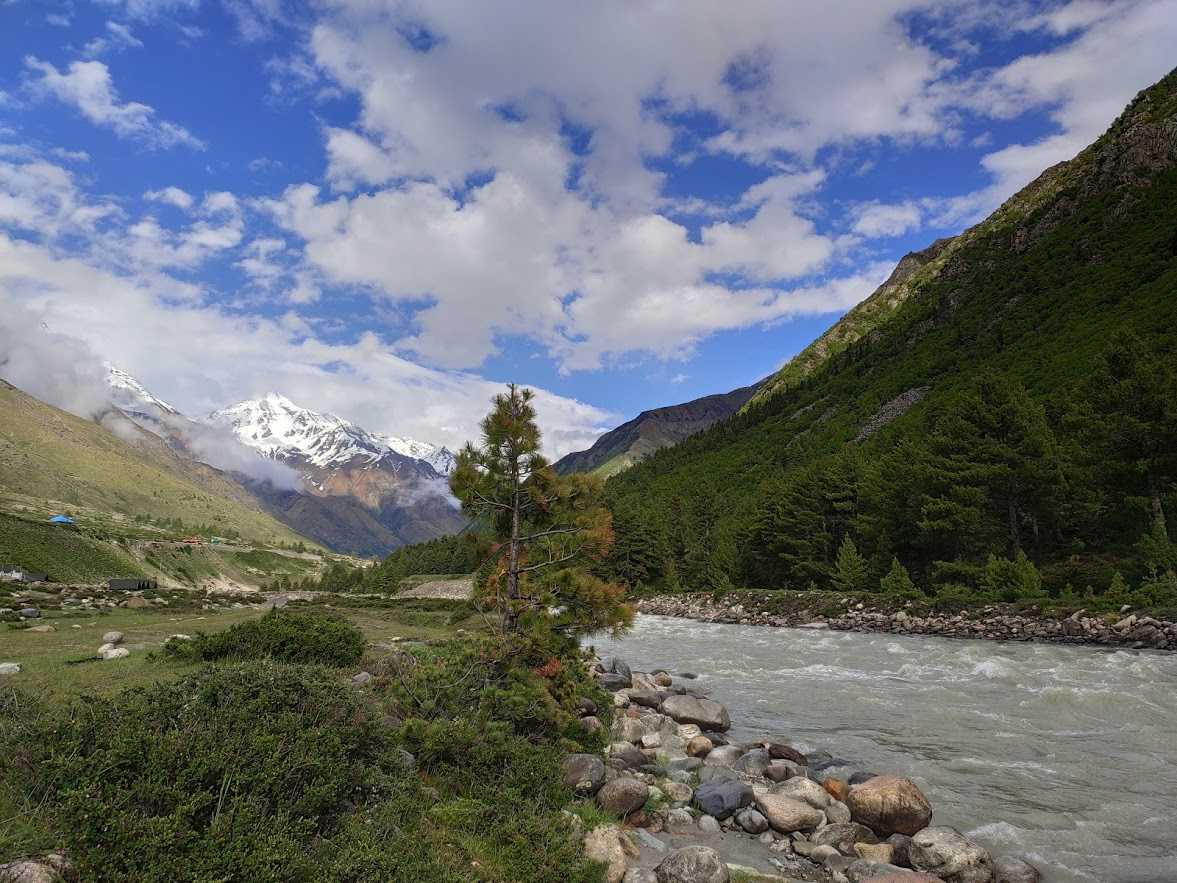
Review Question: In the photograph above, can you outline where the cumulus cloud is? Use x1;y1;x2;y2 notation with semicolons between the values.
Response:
83;21;144;57
851;201;923;238
144;186;194;210
24;57;205;150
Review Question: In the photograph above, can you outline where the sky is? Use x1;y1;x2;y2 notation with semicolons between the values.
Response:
0;0;1175;458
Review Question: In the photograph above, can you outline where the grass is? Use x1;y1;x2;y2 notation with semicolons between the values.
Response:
0;592;609;882
0;513;145;583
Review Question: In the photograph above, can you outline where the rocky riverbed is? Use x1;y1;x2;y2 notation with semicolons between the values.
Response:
573;656;1037;883
636;593;1176;651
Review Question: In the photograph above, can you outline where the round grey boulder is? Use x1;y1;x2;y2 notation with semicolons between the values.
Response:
563;753;606;796
735;807;769;835
911;826;996;883
810;821;879;856
608;741;648;770
702;744;744;768
692;778;752;819
697;814;721;835
994;856;1041;883
18;608;39;619
597;777;650;816
655;845;730;883
102;630;124;645
732;748;771;777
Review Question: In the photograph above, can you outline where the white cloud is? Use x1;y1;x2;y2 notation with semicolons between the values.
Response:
83;21;144;57
0;232;613;457
25;57;205;151
851;201;923;238
144;185;194;210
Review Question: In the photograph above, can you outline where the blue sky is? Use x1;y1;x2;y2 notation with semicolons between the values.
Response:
1;0;1175;456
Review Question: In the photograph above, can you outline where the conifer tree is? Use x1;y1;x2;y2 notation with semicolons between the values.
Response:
879;557;917;596
449;384;630;635
832;535;868;592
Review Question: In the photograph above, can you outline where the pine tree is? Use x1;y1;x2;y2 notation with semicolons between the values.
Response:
449;384;630;635
832;536;868;592
879;557;917;597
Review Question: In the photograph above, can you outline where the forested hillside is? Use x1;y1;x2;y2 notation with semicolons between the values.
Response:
603;69;1177;606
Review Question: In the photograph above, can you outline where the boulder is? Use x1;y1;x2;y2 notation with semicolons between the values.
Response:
665;808;695;833
823;777;850;802
26;625;54;633
608;742;648;770
599;672;632;691
773;776;832;810
584;825;629;883
624;870;659;883
702;745;743;767
653;670;673;687
825;800;852;823
753;792;823;833
686;735;714;757
732;749;771;778
563;754;606;796
614;717;646;744
641;733;662;749
629;690;664;709
662;781;693;805
126;597;148;609
735;807;769;835
767;743;808;765
655;845;730;883
666;757;702;775
660;695;731;732
765;761;799;783
846;776;932;837
698;766;737;784
351;671;373;685
0;860;59;883
910;826;995;883
994;856;1041;883
597;778;650;816
0;663;21;676
578;696;598;716
100;647;130;661
692;779;752;819
697;815;721;835
102;630;124;645
855;843;896;865
811;822;880;855
603;656;633;682
582;716;604;735
18;608;39;619
887;834;914;868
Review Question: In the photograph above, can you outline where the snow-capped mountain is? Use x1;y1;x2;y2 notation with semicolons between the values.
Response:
208;393;455;475
105;363;179;417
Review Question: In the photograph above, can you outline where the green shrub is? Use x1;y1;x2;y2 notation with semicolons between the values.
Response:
164;610;364;666
879;557;920;598
979;552;1045;602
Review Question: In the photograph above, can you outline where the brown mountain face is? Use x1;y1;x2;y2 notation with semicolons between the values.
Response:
554;383;761;477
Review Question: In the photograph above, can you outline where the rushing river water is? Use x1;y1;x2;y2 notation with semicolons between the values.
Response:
590;615;1177;883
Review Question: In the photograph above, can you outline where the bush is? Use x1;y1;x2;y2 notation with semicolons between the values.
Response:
164;610;365;666
979;552;1045;602
879;557;920;598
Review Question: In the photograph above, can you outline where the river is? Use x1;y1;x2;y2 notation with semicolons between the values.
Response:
589;614;1177;883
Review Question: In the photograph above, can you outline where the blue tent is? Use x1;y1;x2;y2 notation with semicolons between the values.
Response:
48;514;75;525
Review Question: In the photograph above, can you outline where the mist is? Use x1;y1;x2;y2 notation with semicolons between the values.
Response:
0;295;302;491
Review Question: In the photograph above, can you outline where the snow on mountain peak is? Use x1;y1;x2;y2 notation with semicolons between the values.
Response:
104;363;178;416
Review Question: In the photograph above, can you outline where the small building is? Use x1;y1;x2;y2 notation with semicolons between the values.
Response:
108;577;158;592
18;572;49;583
48;514;75;525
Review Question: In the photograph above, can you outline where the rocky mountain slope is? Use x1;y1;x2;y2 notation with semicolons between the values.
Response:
555;383;761;477
604;66;1177;593
206;393;464;555
0;379;309;547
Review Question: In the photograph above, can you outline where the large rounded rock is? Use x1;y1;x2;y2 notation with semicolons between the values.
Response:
563;753;606;795
655;845;730;883
584;825;629;883
0;663;21;676
686;735;714;757
102;630;124;645
702;744;743;767
735;807;769;835
599;672;632;691
811;821;879;856
773;776;832;810
613;717;646;743
765;761;800;782
692;779;752;820
603;656;633;682
629;690;664;709
660;695;731;732
732;748;771;777
597;778;650;816
846;776;932;837
0;860;58;883
910;826;995;883
993;856;1040;883
753;792;823;833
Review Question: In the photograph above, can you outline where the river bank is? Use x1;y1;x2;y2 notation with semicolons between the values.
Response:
576;651;1040;883
635;591;1177;650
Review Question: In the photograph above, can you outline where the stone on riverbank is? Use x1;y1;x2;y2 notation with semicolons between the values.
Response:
732;748;771;777
811;821;879;855
686;735;713;757
767;742;808;765
608;742;648;770
584;825;629;883
735;807;769;834
910;826;995;883
993;856;1040;883
654;845;729;883
660;695;731;732
563;753;606;795
846;776;932;837
0;663;20;676
692;779;752;819
753;792;824;833
773;775;833;810
597;778;650;816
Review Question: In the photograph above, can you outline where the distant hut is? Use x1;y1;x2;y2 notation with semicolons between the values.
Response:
48;514;75;525
108;577;158;592
18;572;49;583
